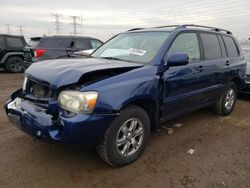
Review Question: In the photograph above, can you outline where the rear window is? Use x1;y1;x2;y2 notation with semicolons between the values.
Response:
28;38;41;47
200;33;221;59
222;36;239;57
6;37;24;48
38;37;72;48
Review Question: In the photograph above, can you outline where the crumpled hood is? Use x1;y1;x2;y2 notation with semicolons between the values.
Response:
25;58;143;90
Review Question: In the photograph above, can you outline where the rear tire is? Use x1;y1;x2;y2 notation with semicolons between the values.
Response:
97;105;150;167
213;82;237;116
5;56;24;73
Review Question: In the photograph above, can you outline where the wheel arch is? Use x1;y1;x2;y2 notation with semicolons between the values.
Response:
119;97;159;131
0;52;24;64
230;77;242;94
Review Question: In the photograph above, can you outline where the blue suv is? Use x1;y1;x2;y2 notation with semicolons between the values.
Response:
5;25;246;167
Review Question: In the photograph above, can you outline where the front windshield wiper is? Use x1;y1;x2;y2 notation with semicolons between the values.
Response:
99;56;144;65
100;57;126;61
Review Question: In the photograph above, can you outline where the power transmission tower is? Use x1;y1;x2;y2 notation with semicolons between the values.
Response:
51;13;63;35
5;24;11;34
69;15;80;35
18;25;24;35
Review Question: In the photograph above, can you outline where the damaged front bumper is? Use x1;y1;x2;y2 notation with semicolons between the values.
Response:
4;89;118;148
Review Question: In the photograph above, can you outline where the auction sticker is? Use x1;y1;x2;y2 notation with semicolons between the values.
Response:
129;48;146;56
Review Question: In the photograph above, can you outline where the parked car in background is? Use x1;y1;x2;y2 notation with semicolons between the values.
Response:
0;34;26;73
27;37;41;47
24;36;103;65
5;25;246;167
241;49;250;93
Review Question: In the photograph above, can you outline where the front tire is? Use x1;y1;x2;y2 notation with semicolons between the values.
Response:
5;56;24;73
97;105;150;167
213;82;237;116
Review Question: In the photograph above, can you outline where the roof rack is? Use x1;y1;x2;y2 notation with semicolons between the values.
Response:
127;24;232;35
153;25;180;29
127;28;145;32
177;24;232;35
128;25;179;32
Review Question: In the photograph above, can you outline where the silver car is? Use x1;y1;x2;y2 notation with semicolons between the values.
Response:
242;49;250;93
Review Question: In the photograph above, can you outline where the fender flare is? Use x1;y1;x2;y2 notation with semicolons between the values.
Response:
0;52;24;64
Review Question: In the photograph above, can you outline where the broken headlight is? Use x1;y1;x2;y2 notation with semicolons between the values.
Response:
58;91;98;114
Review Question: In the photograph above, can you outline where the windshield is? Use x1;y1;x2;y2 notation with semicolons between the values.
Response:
244;51;250;61
92;32;170;64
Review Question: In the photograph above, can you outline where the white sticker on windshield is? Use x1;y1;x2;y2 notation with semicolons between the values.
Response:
129;48;146;56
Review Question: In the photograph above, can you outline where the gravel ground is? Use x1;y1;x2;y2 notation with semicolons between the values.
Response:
0;69;250;188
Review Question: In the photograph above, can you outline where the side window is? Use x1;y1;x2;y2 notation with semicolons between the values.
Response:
0;36;4;49
74;39;92;50
218;35;227;58
168;33;200;62
200;33;221;59
90;39;103;49
6;37;23;48
222;36;239;57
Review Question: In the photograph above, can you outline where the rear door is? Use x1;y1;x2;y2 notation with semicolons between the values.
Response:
197;32;226;104
162;32;205;119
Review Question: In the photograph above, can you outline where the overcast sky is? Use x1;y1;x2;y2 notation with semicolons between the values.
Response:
0;0;249;41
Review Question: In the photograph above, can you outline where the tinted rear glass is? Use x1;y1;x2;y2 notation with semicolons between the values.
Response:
6;37;24;48
222;36;239;57
38;37;72;48
200;33;221;59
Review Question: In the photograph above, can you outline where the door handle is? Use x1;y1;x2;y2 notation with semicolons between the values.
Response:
197;65;204;71
225;61;230;66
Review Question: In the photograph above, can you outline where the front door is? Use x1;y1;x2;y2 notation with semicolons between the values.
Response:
161;32;204;120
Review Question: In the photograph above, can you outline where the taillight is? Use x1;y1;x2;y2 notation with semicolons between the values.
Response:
34;49;46;58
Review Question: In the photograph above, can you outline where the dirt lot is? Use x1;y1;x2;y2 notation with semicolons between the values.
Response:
0;69;250;188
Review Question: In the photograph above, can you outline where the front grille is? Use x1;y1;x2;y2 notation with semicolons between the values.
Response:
23;78;53;107
27;80;51;98
30;83;51;98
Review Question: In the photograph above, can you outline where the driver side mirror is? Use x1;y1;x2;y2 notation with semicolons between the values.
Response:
166;53;189;67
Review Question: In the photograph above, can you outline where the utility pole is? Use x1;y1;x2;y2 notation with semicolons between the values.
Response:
81;12;83;35
69;15;80;35
51;13;62;35
5;24;11;34
18;25;24;35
